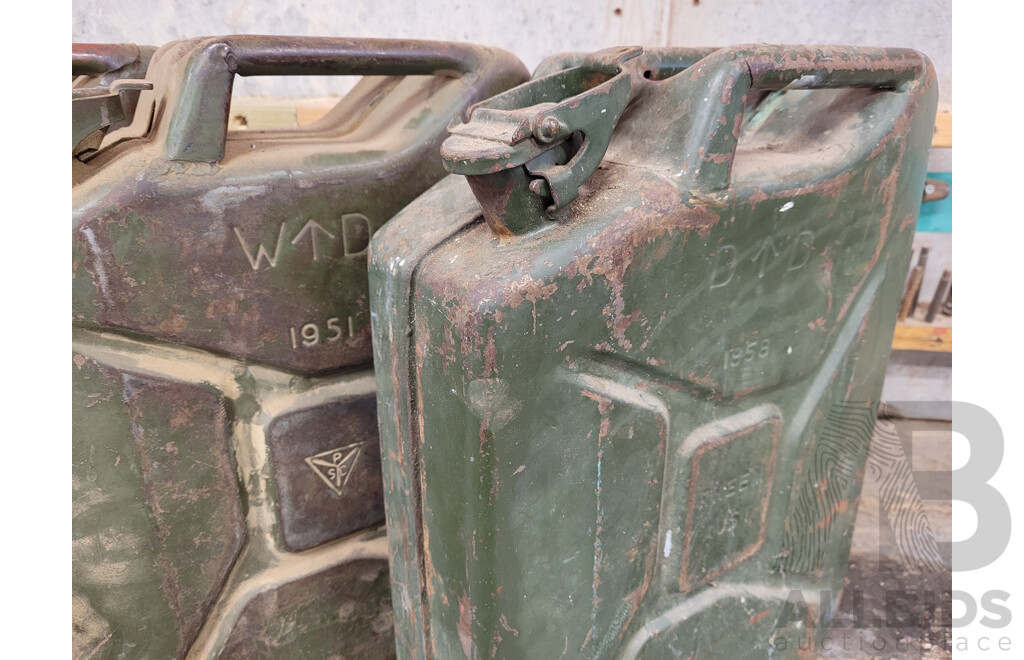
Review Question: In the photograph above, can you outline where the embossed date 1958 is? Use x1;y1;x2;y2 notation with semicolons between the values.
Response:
724;338;771;370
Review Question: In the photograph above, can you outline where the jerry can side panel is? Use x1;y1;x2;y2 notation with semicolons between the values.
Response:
218;558;395;660
402;287;676;658
628;262;910;658
773;227;924;588
404;314;878;660
403;230;892;658
414;352;670;659
402;172;709;656
72;353;244;659
649;253;900;608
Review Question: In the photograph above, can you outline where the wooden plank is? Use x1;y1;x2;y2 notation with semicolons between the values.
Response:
228;98;296;130
892;324;952;352
932;102;951;148
228;97;339;130
296;99;339;126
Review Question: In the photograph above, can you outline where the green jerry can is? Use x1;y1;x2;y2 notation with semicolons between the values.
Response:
369;45;937;658
72;35;527;659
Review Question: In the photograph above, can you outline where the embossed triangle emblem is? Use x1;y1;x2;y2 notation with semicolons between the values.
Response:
304;442;364;495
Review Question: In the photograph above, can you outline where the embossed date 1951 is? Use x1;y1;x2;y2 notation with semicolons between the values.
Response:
289;316;356;349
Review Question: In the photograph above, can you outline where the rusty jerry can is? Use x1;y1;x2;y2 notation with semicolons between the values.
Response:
72;43;156;158
370;45;937;658
72;35;527;659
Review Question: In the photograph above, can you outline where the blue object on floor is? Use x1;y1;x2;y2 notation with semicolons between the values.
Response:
918;172;952;233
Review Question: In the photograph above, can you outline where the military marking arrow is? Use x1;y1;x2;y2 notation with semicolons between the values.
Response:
291;220;336;261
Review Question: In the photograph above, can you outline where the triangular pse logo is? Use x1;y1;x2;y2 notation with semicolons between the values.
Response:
304;442;364;495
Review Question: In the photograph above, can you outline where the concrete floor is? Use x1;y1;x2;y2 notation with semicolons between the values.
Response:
825;418;953;659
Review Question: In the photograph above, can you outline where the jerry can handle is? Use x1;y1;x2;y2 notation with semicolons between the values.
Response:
680;45;931;197
532;48;715;80
165;36;492;163
72;43;145;76
444;45;929;236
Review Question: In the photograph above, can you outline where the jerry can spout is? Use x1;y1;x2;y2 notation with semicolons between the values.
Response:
442;47;644;235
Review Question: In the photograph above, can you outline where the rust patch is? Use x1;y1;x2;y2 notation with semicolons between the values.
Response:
718;74;737;105
458;594;475;659
482;326;498;377
498;614;519;637
815;498;850;530
580;389;614;415
157;310;188;334
620;532;659;640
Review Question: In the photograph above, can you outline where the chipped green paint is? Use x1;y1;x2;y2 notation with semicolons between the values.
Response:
370;45;938;659
72;36;528;659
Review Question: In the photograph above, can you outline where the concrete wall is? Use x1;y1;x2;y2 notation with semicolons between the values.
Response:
73;0;951;102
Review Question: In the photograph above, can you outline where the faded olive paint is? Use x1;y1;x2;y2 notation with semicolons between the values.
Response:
218;558;396;659
72;355;244;658
72;36;528;659
370;45;938;659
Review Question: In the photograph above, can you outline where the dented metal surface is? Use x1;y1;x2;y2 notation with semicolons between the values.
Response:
72;35;528;659
370;45;937;658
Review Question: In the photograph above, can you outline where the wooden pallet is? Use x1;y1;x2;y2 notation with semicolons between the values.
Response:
892;324;952;352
